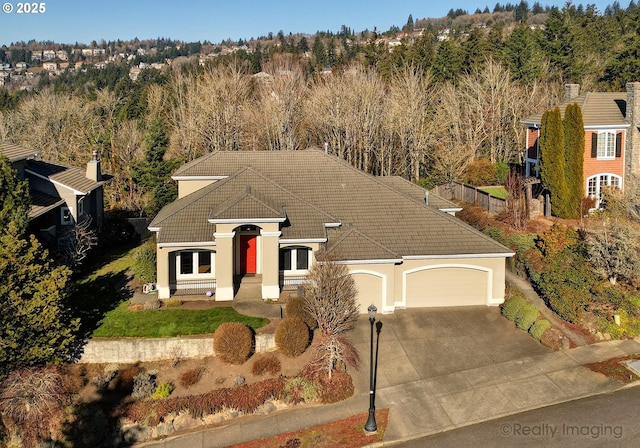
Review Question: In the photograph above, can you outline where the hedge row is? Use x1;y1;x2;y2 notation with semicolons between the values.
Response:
501;294;552;344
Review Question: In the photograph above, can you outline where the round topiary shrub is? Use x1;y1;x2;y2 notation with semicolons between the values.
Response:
501;295;527;321
529;319;552;341
515;303;539;331
285;297;317;330
275;318;311;357
213;322;254;364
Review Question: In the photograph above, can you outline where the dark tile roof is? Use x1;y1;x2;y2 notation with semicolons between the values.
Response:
154;150;512;261
522;92;628;127
28;190;65;220
26;160;104;194
0;141;40;162
375;176;461;211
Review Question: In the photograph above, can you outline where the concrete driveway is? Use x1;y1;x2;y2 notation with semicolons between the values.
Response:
348;306;551;395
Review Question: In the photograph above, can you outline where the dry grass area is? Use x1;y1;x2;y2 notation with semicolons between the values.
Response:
228;409;389;448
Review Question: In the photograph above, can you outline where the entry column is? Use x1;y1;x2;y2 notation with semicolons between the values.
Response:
260;229;281;300
213;231;235;301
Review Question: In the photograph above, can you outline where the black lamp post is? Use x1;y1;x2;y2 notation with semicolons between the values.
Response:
365;304;378;433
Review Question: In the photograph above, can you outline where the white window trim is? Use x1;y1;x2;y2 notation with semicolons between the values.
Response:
596;131;616;160
280;246;311;274
586;173;622;205
78;197;85;217
177;250;215;279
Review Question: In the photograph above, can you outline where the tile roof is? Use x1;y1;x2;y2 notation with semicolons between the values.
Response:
0;141;40;162
154;150;512;261
522;92;628;127
28;190;65;220
26;160;105;194
375;176;461;211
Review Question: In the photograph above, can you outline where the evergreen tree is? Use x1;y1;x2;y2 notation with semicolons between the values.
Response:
432;39;463;82
132;117;179;216
0;222;78;378
0;155;30;234
563;103;585;218
540;107;569;217
505;23;544;82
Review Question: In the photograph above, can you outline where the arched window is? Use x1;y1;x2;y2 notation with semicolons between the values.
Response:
279;247;311;273
586;174;622;205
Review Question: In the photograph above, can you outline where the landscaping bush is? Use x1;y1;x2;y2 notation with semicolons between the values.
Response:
515;303;539;331
133;242;157;284
132;370;157;399
151;383;174;400
143;298;162;310
540;327;564;350
251;353;282;376
462;158;497;186
317;370;354;404
501;295;527;321
286;297;317;330
275;318;311;357
282;377;321;404
529;319;552;341
179;367;204;388
457;205;490;231
213;322;254;364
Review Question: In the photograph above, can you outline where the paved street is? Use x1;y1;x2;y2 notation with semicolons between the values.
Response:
394;385;640;448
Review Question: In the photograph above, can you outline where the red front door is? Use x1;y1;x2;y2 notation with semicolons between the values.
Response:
240;235;257;274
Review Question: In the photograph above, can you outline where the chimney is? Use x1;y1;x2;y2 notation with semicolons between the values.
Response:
565;84;580;102
86;150;102;182
625;82;640;177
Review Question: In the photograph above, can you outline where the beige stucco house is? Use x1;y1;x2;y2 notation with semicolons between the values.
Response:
149;149;513;314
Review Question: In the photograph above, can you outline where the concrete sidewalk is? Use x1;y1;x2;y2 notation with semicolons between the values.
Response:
137;310;640;448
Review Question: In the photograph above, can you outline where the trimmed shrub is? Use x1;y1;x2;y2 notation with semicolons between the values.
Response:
275;318;311;357
540;327;564;350
501;295;527;321
132;370;157;399
151;383;174;400
529;319;552;341
286;297;317;330
213;322;253;364
179;367;204;388
251;353;282;376
133;242;157;284
143;298;162;310
515;303;539;331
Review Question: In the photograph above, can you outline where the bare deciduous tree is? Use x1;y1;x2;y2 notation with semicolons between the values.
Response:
62;215;98;267
304;259;359;377
0;366;65;447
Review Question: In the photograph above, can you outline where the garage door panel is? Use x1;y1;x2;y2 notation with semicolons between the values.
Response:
405;267;488;307
352;272;383;314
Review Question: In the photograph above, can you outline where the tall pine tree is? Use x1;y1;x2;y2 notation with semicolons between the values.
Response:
540;107;570;217
563;103;585;218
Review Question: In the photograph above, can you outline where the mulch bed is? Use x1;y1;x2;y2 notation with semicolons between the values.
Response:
586;354;640;383
228;409;389;448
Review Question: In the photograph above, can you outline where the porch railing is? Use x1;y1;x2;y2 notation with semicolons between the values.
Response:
280;274;308;290
170;279;217;296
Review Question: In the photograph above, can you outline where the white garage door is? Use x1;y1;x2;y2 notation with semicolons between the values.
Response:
352;271;384;314
404;266;489;307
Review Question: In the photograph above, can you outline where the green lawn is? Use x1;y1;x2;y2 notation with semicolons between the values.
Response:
93;302;268;338
71;243;268;338
479;186;509;200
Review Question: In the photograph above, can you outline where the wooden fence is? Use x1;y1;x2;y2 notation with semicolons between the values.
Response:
434;182;506;215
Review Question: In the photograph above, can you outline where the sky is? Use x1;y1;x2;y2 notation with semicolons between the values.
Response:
0;0;619;47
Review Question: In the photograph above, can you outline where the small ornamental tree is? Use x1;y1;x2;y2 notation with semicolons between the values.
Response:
304;259;359;378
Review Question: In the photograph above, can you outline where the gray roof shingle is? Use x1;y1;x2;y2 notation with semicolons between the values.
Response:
154;150;512;260
522;92;628;127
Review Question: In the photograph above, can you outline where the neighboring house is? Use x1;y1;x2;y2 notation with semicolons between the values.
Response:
149;150;513;314
522;82;640;205
0;141;110;249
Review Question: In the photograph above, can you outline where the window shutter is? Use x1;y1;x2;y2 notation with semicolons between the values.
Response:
616;132;622;157
591;133;598;158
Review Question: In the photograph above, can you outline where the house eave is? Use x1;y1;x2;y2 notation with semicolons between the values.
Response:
158;241;217;249
280;238;327;244
584;124;630;130
335;258;404;265
208;217;287;224
172;175;227;181
402;252;515;260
